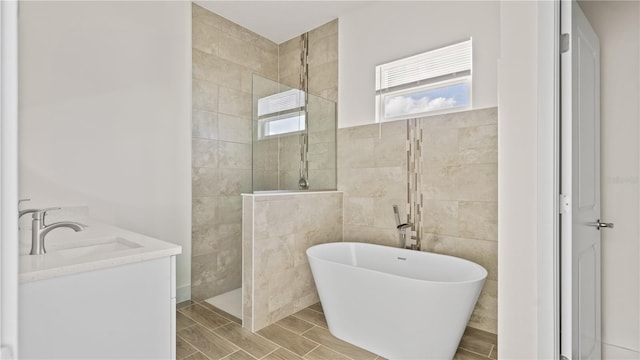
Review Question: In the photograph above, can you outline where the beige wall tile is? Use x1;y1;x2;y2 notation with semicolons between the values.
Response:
373;197;408;229
422;200;459;237
468;279;498;334
218;86;252;119
344;197;375;226
191;250;241;299
192;78;218;113
308;19;338;42
337;135;375;169
308;61;338;97
343;225;400;248
218;141;251;170
244;193;343;331
192;167;217;198
192;197;217;232
423;234;498;281
422;164;497;202
192;109;218;140
253;138;279;171
218;114;251;144
308;34;338;67
217;169;252;195
459;124;498;152
192;4;281;300
459;201;498;241
213;195;242;224
193;49;242;89
419;107;497;129
192;18;220;56
192;139;217;168
339;167;405;198
242;196;253;329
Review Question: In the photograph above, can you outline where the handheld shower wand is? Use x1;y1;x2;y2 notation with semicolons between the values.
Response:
393;205;402;227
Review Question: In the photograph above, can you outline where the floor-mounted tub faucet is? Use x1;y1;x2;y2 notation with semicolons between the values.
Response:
28;208;86;255
393;205;418;249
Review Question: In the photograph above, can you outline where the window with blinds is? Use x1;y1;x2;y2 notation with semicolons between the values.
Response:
375;38;472;122
256;89;306;139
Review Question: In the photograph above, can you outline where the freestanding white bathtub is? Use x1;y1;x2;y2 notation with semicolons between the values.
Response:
306;242;487;360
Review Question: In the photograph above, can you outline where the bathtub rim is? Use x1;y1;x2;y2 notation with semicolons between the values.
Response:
307;241;488;285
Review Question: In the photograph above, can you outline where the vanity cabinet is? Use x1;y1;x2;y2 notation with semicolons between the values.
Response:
19;256;177;359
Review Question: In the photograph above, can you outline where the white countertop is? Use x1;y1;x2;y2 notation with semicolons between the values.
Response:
19;209;182;283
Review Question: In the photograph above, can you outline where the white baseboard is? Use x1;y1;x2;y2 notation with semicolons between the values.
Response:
176;285;191;303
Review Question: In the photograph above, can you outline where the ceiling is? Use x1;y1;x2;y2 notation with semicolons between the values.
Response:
194;1;370;44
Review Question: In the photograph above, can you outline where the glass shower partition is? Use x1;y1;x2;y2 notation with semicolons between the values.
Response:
252;74;337;192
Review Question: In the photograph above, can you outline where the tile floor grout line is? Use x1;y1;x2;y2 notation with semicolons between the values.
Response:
254;322;310;351
220;349;258;360
182;320;242;357
211;325;282;360
197;300;242;324
176;338;199;360
298;329;364;360
178;306;233;332
257;346;283;360
299;324;317;337
459;346;494;359
176;334;212;360
488;344;496;359
300;343;321;359
185;350;213;360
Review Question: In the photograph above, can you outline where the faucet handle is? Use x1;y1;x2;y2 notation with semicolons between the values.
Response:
19;198;31;207
33;207;62;224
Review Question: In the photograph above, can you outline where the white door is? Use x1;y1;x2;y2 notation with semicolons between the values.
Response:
560;1;603;359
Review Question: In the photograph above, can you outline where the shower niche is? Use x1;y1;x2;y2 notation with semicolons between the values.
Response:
251;74;337;192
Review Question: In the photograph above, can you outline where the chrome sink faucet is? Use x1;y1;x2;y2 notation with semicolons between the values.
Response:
28;208;86;255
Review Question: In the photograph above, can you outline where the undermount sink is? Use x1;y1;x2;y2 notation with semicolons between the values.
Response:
55;237;142;259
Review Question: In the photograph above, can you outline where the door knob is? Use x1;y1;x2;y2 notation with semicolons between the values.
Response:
587;219;614;230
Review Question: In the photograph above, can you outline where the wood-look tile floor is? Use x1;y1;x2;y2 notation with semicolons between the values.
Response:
176;300;497;360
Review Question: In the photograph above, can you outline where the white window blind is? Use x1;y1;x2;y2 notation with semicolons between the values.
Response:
376;39;472;91
375;38;472;122
257;89;305;117
257;89;307;139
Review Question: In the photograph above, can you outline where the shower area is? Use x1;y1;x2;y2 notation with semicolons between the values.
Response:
191;4;338;325
203;74;337;320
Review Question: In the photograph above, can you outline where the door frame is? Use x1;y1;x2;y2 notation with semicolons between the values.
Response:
537;0;561;358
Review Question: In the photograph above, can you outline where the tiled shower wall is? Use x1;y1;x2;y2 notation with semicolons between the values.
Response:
191;4;278;300
338;107;498;334
191;6;338;300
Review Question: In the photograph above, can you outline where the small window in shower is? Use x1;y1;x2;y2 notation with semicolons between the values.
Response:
257;88;306;139
375;38;472;122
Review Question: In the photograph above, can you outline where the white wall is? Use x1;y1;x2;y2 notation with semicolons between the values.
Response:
579;2;640;357
338;1;499;128
19;1;192;300
498;1;540;358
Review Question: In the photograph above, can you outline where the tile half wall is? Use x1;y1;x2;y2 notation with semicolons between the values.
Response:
242;191;344;332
